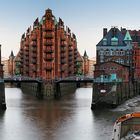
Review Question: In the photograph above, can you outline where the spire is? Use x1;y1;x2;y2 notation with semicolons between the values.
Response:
124;30;132;41
10;50;14;57
9;50;15;59
83;50;88;59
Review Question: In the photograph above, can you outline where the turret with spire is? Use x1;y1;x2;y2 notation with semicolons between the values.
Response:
83;50;88;59
124;30;132;45
9;50;15;76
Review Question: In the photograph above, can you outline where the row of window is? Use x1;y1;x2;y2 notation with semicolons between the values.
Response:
100;58;131;64
100;67;118;70
99;50;131;56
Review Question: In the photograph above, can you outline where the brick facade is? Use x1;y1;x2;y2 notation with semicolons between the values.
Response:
94;27;133;82
94;27;140;82
18;9;79;80
94;62;129;82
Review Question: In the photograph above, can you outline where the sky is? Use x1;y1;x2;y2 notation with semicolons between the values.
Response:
1;0;140;58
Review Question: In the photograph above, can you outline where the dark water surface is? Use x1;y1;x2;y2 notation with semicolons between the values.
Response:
0;87;140;140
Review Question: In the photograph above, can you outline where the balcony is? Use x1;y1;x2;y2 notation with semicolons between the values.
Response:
44;54;54;61
32;47;37;53
69;52;73;57
32;53;37;58
69;42;73;46
44;32;53;39
30;41;37;46
31;59;37;64
31;65;37;72
44;47;54;53
61;54;65;59
45;64;52;71
43;27;53;32
25;62;29;66
74;51;77;55
69;61;73;66
44;40;53;46
61;66;65;72
24;46;29;51
68;67;73;71
61;59;66;64
32;35;37;41
46;26;54;31
61;35;66;41
69;56;73;61
69;47;73;52
61;41;67;47
25;51;29;56
25;41;29;46
20;51;23;55
25;67;29;71
61;47;66;53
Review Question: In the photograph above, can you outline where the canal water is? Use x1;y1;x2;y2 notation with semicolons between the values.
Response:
1;87;140;140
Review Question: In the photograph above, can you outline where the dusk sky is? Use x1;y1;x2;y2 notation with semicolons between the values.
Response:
1;0;140;58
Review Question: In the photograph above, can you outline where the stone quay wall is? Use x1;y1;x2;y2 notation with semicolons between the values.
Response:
21;81;77;99
0;81;6;109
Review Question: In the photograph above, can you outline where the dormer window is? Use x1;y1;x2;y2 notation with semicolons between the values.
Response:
103;38;107;45
111;37;118;46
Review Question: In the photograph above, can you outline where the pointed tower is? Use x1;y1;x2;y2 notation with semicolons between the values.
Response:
83;50;89;76
8;51;15;76
124;30;132;45
83;50;88;59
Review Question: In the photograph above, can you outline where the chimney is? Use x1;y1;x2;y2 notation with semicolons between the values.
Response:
112;27;117;37
103;28;107;37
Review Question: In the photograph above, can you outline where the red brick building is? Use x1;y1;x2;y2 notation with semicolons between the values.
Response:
18;9;79;80
94;62;129;82
94;27;140;82
8;51;15;77
83;50;89;76
132;42;140;80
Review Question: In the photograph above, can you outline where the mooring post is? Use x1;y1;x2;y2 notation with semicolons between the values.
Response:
0;80;6;110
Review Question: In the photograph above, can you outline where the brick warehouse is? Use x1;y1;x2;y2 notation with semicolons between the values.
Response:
17;9;79;80
94;27;140;82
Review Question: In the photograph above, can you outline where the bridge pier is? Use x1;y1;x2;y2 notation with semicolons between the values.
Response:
0;80;6;110
36;82;43;99
54;82;61;99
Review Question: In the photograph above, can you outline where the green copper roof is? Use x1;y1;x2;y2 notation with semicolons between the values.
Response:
39;18;43;25
111;36;118;41
54;16;58;25
124;30;132;41
103;37;107;41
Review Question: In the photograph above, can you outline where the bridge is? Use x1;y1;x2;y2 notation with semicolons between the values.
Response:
54;76;94;98
4;77;43;98
56;79;93;83
0;77;44;110
4;78;42;84
0;76;94;110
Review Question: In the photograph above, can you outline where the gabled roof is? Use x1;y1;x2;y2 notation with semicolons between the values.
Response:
97;27;126;46
124;30;132;41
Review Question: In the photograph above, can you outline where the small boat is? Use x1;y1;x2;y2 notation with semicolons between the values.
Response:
112;112;140;140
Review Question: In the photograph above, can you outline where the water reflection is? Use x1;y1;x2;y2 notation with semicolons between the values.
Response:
0;87;140;140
